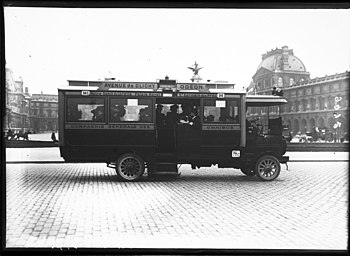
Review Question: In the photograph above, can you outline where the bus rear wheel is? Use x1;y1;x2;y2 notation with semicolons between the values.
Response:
255;155;280;181
116;153;145;181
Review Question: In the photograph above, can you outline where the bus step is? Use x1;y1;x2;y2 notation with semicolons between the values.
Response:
157;162;177;165
155;162;178;173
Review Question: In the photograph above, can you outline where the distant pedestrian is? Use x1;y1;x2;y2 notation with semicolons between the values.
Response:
51;132;58;143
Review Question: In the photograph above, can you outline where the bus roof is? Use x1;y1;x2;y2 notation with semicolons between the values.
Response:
58;85;246;94
58;82;246;94
246;95;287;107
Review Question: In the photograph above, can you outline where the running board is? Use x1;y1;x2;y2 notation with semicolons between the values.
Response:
154;162;179;174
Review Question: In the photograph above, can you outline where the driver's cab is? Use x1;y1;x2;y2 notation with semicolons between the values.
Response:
245;95;288;155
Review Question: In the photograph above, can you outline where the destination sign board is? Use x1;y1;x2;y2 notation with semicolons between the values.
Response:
98;82;158;90
177;83;209;91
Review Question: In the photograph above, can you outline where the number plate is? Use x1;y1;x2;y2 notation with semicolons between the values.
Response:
232;150;240;158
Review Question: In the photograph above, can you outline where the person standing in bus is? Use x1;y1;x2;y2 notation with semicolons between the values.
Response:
178;103;192;124
188;108;200;129
156;104;166;126
166;104;179;127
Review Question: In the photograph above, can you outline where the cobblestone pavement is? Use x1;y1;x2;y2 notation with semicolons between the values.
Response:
6;162;348;249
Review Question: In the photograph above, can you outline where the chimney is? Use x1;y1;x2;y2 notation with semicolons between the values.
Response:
25;87;29;93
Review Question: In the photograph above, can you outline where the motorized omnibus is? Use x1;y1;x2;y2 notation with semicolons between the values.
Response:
58;78;289;181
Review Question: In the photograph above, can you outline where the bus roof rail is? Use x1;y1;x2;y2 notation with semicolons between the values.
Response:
246;95;287;107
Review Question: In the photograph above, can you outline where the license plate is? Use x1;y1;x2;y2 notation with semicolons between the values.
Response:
232;150;240;158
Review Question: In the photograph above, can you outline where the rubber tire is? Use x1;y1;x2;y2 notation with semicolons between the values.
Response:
255;155;281;181
116;153;145;181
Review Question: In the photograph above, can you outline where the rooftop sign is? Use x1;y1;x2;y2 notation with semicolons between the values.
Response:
98;82;158;90
70;79;235;93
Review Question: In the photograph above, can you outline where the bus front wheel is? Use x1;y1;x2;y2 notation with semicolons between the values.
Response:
116;153;145;181
255;155;280;181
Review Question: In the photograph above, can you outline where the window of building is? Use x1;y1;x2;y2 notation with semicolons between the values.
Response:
302;99;308;111
289;77;294;86
328;96;334;109
278;77;283;87
109;98;152;123
310;98;316;111
203;99;240;123
67;97;105;122
319;97;325;110
280;104;285;113
322;85;329;93
257;81;262;90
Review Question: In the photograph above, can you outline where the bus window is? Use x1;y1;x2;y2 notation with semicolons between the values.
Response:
109;98;152;123
67;97;105;122
203;99;239;123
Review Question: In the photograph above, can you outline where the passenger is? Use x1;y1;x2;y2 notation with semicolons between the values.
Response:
166;104;179;127
156;104;166;126
111;105;126;122
206;115;215;122
189;109;200;129
68;104;82;121
91;106;104;121
178;103;192;124
139;107;152;122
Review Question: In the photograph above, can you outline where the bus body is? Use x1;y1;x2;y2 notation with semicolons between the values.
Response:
58;79;289;181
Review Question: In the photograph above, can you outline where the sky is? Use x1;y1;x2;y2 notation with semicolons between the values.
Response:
4;7;350;95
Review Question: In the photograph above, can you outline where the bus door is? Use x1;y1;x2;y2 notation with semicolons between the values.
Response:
155;99;177;153
176;99;201;160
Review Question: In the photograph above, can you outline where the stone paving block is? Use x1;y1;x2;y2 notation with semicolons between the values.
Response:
5;161;349;249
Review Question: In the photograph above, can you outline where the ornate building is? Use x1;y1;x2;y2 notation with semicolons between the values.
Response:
30;93;58;132
5;68;30;131
5;67;58;133
247;46;349;139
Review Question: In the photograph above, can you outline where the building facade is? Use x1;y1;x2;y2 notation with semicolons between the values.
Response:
248;46;349;139
5;68;30;131
5;68;58;133
30;93;58;132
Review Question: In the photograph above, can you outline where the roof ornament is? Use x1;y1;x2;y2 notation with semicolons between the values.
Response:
188;62;203;83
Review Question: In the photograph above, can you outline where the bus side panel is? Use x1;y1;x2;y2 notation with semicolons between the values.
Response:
201;130;240;161
61;129;155;162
